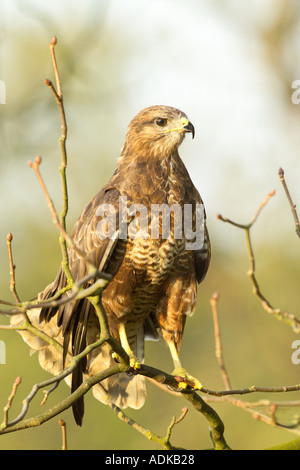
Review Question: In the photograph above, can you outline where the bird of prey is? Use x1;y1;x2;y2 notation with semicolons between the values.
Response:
11;105;211;426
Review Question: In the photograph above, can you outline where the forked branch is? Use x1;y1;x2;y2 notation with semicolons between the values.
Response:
217;191;300;333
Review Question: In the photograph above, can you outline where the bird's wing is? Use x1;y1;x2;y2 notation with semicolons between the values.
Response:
184;182;211;285
38;185;129;425
40;185;127;327
194;223;211;284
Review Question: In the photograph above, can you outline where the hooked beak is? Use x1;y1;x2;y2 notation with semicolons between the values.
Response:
163;117;195;139
183;120;195;139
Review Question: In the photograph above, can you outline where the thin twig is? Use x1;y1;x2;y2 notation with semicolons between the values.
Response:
41;382;59;406
4;333;113;428
217;190;276;230
47;36;68;227
2;270;111;317
250;190;276;226
1;377;22;429
104;379;189;450
201;382;300;397
6;233;20;303
209;293;231;390
205;395;300;436
49;36;62;98
0;363;127;435
137;364;300;398
44;35;71;284
109;402;186;450
218;191;300;333
28;156;96;277
278;167;300;238
165;407;189;445
47;37;71;283
58;419;67;450
0;299;19;308
28;156;73;275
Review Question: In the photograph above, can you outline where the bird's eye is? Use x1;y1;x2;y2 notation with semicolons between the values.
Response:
155;117;168;127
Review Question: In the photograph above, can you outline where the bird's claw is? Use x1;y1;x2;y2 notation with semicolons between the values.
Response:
112;351;141;370
172;367;202;391
112;352;121;363
128;353;141;370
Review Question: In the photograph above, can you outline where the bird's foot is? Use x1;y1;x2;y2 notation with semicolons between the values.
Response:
128;352;141;370
172;367;202;391
112;351;141;370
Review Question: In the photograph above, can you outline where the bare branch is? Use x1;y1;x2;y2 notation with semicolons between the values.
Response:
1;271;111;318
1;377;22;430
6;233;20;303
217;190;276;229
0;363;127;435
58;419;67;450
278;167;300;238
205;395;300;436
109;401;188;450
218;191;300;333
165;407;189;445
201;382;300;397
250;190;276;226
49;36;62;98
210;292;231;390
27;156;102;283
44;36;71;284
183;392;231;450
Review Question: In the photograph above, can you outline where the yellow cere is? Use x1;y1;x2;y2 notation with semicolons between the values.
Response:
180;117;189;127
163;117;189;134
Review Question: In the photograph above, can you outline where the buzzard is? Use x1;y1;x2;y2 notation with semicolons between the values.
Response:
11;105;211;425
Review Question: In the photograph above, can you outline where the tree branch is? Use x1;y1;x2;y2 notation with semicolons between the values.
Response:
46;36;71;282
210;292;232;390
58;419;68;450
0;363;127;435
278;167;300;238
183;392;231;450
218;190;300;333
6;233;20;303
1;377;22;429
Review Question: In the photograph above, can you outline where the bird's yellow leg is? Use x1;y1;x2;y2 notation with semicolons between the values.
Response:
118;323;141;370
168;341;202;391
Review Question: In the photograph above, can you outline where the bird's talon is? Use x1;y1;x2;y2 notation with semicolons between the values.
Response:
112;352;121;363
191;378;203;390
129;354;141;370
172;368;202;391
177;380;189;391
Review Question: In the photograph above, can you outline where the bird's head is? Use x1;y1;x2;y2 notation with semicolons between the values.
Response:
122;105;195;159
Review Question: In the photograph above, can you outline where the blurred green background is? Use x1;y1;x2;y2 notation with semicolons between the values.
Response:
1;0;300;450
